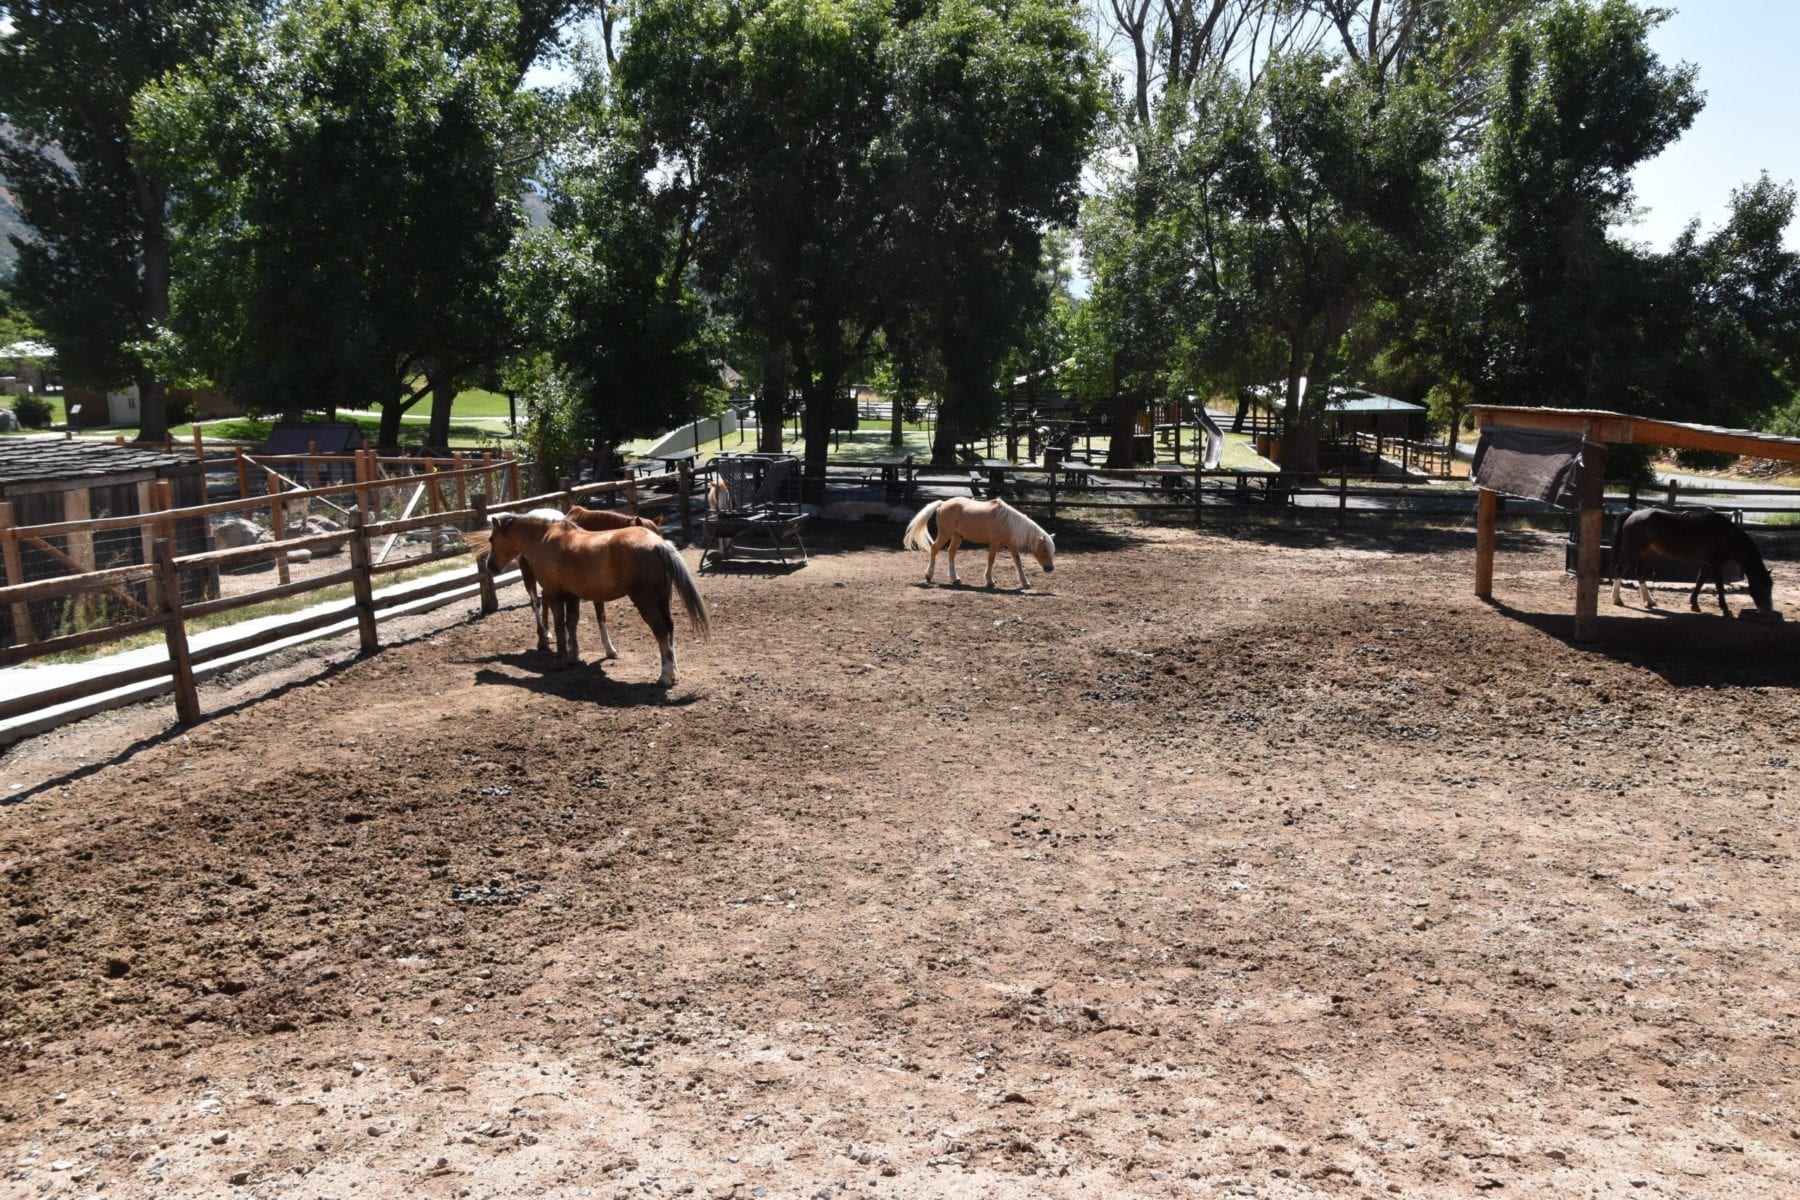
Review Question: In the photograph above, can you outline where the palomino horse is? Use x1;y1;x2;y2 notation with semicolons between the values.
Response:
484;511;709;685
1611;507;1775;616
510;507;661;655
903;497;1054;590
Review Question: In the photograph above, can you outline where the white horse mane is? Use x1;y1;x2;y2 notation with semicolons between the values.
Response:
520;507;572;525
997;500;1052;550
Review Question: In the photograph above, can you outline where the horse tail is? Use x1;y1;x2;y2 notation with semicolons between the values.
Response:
903;501;942;551
657;538;710;638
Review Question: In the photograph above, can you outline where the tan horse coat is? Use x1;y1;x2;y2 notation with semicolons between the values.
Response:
902;497;1054;590
513;507;661;654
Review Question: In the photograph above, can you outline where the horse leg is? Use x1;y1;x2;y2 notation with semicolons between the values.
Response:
629;588;678;686
545;590;568;666
564;594;583;663
1711;566;1731;615
521;560;549;651
926;534;944;584
1611;553;1625;607
985;544;999;588
947;535;964;586
594;600;619;659
1009;544;1029;590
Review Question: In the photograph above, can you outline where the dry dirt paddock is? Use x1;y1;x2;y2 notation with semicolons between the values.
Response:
3;517;1799;1200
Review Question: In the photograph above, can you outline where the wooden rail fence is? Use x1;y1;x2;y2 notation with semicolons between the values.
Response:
1;461;682;739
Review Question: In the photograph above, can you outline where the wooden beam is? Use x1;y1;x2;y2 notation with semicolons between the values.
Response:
1475;489;1497;599
1574;440;1608;643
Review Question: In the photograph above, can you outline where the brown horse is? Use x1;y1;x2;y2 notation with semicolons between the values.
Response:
509;507;661;655
902;497;1054;590
483;511;708;685
1611;507;1775;616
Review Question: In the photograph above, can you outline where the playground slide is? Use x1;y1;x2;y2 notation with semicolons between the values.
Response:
1190;399;1225;470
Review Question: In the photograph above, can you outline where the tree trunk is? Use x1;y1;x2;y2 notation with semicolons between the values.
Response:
889;388;905;448
133;180;172;443
1106;389;1139;468
426;370;456;449
1231;388;1250;434
757;339;787;454
377;400;405;452
798;374;836;502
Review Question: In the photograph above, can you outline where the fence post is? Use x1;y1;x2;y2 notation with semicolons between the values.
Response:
1047;468;1058;520
560;476;576;510
1666;478;1678;508
1338;472;1348;527
235;448;250;501
454;452;468;511
268;481;292;586
471;495;498;615
506;459;520;504
0;500;34;646
347;509;380;654
1193;471;1204;528
1627;480;1638;512
136;481;164;611
677;461;694;548
154;536;202;725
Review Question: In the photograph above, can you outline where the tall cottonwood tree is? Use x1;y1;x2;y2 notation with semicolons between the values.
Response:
141;0;572;447
0;1;249;440
618;0;1102;486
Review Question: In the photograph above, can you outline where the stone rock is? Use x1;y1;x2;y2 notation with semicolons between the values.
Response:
211;517;272;549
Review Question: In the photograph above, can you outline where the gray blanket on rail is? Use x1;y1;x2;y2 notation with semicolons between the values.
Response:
1470;428;1601;508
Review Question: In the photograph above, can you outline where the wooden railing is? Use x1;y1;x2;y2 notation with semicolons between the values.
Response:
1;462;683;738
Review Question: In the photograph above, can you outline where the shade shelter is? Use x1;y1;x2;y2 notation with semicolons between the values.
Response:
1469;406;1800;641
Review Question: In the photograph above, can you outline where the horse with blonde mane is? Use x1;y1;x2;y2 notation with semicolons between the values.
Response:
902;496;1054;590
483;511;708;686
506;506;662;655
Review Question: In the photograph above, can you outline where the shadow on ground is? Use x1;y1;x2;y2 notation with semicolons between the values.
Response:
1488;598;1800;687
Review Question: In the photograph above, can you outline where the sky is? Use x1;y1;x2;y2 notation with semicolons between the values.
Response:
1625;1;1800;250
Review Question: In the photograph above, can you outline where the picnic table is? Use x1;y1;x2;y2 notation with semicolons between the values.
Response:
976;458;1016;498
1140;465;1193;493
654;448;699;474
874;453;916;503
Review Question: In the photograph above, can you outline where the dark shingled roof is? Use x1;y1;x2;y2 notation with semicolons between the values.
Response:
0;438;197;486
258;421;365;455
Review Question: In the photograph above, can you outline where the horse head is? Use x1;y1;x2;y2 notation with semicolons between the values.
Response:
1746;559;1775;613
1032;531;1055;575
484;513;523;574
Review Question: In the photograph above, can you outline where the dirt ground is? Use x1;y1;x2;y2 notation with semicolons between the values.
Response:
3;516;1798;1200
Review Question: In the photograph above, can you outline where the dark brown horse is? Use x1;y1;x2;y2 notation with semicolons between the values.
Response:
1611;507;1775;616
508;507;660;655
484;511;708;685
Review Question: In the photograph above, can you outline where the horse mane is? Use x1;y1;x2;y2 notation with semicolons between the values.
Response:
519;507;572;526
999;500;1052;550
1732;521;1771;581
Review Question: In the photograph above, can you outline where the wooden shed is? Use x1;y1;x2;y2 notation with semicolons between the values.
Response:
258;421;366;455
0;440;209;643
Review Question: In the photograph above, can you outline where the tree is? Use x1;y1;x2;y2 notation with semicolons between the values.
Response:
141;0;557;448
618;0;1102;487
505;76;720;465
0;1;248;441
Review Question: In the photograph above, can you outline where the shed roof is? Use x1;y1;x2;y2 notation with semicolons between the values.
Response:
1327;389;1426;414
0;439;196;487
258;421;366;455
1472;405;1800;463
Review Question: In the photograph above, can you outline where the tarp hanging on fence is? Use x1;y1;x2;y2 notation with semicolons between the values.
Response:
1470;428;1600;509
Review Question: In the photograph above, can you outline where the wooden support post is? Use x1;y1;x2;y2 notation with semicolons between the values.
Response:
192;423;205;460
471;495;497;615
154;536;202;725
1338;472;1348;527
347;509;380;654
1573;441;1608;644
235;448;250;501
1047;469;1058;520
268;482;292;585
62;486;96;626
677;461;694;548
1666;477;1678;508
506;459;520;504
1193;471;1204;528
454;453;467;511
136;481;163;611
560;476;575;509
1475;488;1497;599
0;500;34;645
